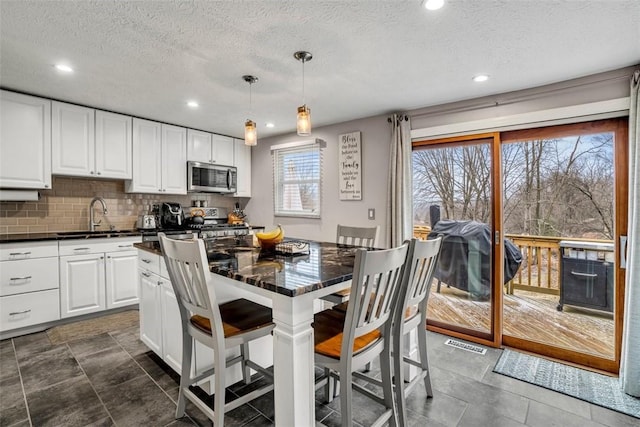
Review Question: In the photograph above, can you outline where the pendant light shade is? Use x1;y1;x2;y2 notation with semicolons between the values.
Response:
294;51;313;136
244;119;257;146
242;75;258;146
296;105;311;136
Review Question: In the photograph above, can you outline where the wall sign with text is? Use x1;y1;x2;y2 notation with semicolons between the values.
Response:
339;131;362;200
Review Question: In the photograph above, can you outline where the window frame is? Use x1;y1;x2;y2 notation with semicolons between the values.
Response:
271;139;323;219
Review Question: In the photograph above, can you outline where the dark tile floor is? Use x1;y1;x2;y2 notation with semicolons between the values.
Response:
1;319;637;427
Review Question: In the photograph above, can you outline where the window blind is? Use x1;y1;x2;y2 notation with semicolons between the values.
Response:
272;142;322;218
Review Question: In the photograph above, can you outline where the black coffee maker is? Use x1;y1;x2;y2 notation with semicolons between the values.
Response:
160;202;184;229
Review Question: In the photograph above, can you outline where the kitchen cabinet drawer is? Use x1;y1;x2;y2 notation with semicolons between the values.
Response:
0;241;59;261
0;289;60;332
0;257;59;296
138;250;160;275
59;236;140;256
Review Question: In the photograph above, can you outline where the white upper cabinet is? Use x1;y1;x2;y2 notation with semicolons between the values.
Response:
52;101;95;177
129;118;162;193
127;118;186;194
95;111;132;179
161;124;187;194
0;90;52;189
212;134;234;166
186;129;212;163
52;102;132;179
187;130;234;166
233;138;251;197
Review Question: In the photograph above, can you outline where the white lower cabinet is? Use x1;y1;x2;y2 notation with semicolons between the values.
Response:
105;250;138;309
138;253;190;374
59;253;106;318
0;241;60;333
59;237;140;319
160;279;183;372
139;268;162;354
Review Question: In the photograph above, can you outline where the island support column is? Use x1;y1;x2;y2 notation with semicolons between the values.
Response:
271;294;316;427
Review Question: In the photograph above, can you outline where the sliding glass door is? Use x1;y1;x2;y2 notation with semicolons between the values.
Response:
412;119;627;373
500;119;627;372
413;134;500;343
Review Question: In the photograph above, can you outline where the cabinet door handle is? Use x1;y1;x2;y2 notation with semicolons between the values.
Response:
141;272;151;277
9;276;32;282
97;172;101;176
141;258;152;264
9;252;31;258
118;244;132;248
571;270;598;278
74;247;90;251
9;309;31;316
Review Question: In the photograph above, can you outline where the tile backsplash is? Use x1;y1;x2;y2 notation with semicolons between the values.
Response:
0;177;239;234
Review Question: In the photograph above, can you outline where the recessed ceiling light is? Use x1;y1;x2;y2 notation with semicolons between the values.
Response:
472;74;490;82
54;64;74;73
265;123;275;128
423;0;444;10
187;100;199;108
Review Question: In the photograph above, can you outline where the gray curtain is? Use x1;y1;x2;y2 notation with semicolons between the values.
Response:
386;113;413;248
621;69;640;397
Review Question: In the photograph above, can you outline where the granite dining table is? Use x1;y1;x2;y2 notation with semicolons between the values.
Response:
135;235;363;427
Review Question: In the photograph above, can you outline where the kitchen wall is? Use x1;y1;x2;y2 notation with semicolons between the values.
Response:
246;66;635;247
0;176;237;234
246;114;391;245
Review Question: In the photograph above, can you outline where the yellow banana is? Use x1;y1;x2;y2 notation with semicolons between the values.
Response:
255;224;282;240
256;224;284;247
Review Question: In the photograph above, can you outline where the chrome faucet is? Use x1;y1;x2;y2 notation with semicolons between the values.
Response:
89;197;108;231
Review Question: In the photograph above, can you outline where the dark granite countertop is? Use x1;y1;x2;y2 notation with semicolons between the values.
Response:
135;236;361;297
0;229;143;243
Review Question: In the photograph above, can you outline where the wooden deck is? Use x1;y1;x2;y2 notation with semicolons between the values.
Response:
427;285;614;359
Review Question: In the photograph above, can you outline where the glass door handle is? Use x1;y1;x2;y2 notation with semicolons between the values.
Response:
620;235;627;269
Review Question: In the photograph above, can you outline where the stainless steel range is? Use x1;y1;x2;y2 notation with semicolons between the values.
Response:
184;207;251;239
141;206;251;242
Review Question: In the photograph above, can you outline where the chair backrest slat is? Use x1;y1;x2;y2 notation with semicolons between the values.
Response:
400;237;443;320
343;243;408;355
336;224;379;248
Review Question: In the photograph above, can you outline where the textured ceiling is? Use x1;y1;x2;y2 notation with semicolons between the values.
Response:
1;0;639;139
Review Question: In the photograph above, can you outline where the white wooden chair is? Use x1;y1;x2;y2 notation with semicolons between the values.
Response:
322;224;381;305
313;242;408;427
158;233;274;426
336;224;379;247
392;237;442;427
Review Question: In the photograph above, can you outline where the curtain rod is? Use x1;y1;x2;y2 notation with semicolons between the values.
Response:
387;114;409;123
410;72;633;120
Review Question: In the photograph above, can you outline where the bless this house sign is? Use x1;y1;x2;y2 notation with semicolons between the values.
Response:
339;131;362;200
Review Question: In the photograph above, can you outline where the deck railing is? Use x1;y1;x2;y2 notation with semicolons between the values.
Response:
412;225;612;297
504;235;561;295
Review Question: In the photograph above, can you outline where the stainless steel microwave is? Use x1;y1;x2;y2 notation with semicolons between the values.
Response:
187;161;237;193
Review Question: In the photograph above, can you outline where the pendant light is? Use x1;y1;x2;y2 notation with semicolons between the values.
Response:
294;51;312;136
243;75;258;146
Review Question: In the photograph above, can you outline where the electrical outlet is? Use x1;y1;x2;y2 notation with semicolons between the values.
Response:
368;208;375;220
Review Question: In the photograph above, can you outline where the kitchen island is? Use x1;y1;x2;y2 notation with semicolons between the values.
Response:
135;236;361;427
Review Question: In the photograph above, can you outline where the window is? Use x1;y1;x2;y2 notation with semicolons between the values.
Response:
272;140;322;218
